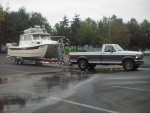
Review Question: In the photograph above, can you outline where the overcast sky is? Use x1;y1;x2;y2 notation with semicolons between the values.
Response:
1;0;150;27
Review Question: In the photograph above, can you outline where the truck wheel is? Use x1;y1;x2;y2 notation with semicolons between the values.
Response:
78;59;88;70
123;59;135;71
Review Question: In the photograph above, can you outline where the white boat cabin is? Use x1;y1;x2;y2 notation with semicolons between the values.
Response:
19;26;58;47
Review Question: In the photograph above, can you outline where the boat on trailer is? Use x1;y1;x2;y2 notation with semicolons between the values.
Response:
7;26;65;65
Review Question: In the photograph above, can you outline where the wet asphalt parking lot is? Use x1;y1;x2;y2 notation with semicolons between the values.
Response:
0;54;150;113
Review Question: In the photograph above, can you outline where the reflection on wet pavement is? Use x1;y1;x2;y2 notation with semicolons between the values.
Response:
95;68;124;73
32;68;124;96
0;67;123;113
0;75;31;84
0;96;26;113
31;69;92;96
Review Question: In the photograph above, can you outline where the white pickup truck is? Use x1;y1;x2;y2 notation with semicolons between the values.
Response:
68;44;144;71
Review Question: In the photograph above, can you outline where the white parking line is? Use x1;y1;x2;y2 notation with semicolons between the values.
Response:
99;85;150;92
19;89;119;113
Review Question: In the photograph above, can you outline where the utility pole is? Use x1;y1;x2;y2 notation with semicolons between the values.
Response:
106;17;112;44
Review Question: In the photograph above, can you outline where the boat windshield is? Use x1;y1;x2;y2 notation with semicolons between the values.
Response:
114;44;124;51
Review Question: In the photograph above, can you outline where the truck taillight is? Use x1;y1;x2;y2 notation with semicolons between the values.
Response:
68;54;70;60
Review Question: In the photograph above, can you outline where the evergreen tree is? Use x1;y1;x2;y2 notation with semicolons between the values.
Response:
70;14;81;49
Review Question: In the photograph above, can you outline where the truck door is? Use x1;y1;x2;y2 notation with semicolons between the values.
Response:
101;45;121;64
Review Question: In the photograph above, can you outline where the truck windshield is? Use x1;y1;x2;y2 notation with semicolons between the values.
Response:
114;45;123;51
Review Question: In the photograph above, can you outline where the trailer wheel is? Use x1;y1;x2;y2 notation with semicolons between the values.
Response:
35;62;43;66
78;59;88;70
38;63;43;66
18;58;23;65
15;58;23;65
15;58;19;65
123;59;135;71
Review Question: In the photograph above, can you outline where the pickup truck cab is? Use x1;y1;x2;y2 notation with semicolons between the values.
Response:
68;44;144;71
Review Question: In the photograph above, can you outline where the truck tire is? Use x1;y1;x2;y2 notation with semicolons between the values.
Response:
123;59;135;71
78;59;88;70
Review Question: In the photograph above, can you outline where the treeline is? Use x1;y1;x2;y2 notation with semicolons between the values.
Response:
0;6;150;51
55;15;150;51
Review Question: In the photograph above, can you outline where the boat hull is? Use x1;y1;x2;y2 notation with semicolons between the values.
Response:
8;45;48;59
44;44;60;58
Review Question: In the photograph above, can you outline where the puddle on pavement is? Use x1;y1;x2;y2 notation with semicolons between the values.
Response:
0;96;26;113
31;69;92;95
0;67;124;113
0;67;124;85
32;68;124;93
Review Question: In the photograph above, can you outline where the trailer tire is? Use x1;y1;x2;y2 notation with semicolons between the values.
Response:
18;59;23;65
35;62;43;66
38;63;43;66
18;58;23;65
15;58;23;65
15;58;19;65
78;59;88;70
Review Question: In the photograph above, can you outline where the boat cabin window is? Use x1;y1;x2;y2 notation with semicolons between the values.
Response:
24;35;32;41
33;36;40;40
41;36;47;40
33;35;50;40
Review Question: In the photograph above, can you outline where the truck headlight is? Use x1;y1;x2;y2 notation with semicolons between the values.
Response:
135;54;141;59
